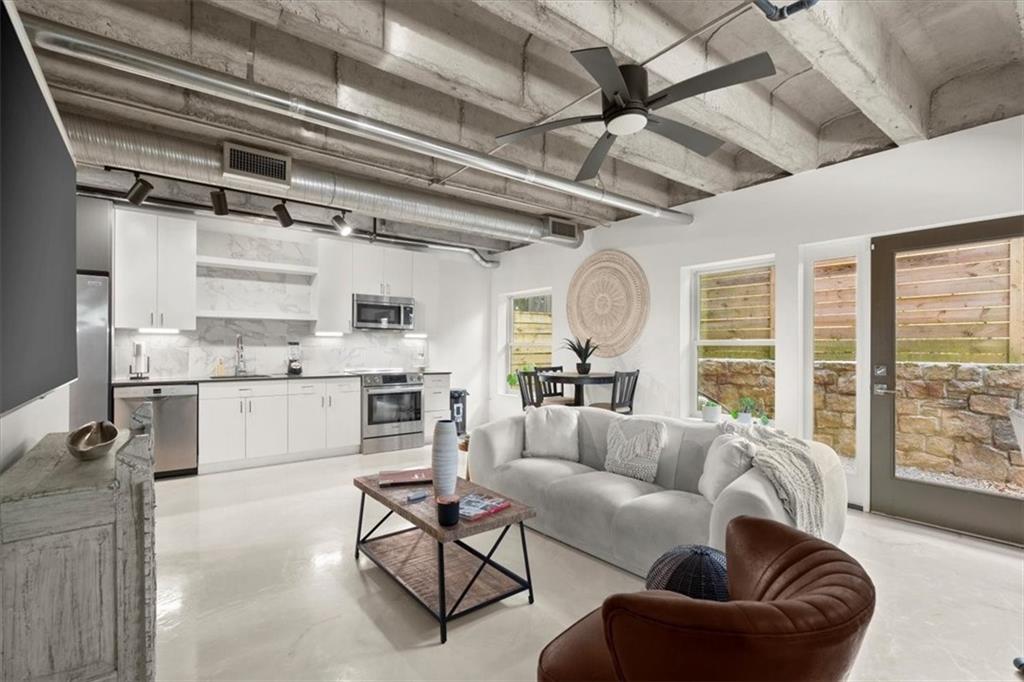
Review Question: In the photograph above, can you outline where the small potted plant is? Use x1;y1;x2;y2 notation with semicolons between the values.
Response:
701;398;722;423
732;396;760;425
562;337;599;374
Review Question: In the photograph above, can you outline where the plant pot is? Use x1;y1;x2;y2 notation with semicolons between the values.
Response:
736;412;753;425
701;404;722;423
431;420;459;497
576;362;591;375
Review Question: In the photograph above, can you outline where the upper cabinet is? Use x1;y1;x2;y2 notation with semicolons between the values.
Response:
350;241;413;298
315;239;353;334
113;208;196;329
412;252;440;334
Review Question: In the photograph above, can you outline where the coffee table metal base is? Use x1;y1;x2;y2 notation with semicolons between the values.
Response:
355;493;534;643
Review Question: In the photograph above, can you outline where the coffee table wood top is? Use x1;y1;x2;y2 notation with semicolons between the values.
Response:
353;475;535;542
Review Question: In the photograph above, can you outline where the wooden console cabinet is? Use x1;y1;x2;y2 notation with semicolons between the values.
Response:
0;432;156;681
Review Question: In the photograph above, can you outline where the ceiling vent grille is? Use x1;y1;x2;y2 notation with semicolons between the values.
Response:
222;142;291;189
541;216;582;246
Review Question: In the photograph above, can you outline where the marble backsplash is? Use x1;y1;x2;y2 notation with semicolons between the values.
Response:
114;319;428;379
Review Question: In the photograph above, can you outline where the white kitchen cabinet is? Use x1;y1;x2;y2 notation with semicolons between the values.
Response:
316;239;353;333
288;382;327;453
412;252;439;333
113;210;159;329
246;395;289;459
325;378;361;450
198;397;246;465
383;249;414;298
422;374;451;443
351;241;385;295
350;242;414;298
113;207;197;329
156;215;197;329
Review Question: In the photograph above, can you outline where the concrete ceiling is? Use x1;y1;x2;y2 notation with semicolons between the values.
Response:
15;0;1024;250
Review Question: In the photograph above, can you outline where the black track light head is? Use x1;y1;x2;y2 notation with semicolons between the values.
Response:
210;189;229;215
331;212;353;236
126;176;154;205
272;201;293;227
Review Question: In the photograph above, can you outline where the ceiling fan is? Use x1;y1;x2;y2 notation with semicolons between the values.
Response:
496;48;776;182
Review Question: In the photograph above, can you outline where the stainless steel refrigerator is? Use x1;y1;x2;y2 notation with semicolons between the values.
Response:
68;273;110;427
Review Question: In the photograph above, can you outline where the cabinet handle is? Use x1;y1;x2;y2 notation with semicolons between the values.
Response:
160;312;164;326
248;400;252;413
239;400;243;413
150;312;154;325
321;396;325;408
329;395;333;407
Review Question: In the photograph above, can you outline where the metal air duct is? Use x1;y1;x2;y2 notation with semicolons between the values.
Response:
64;114;560;246
24;16;693;225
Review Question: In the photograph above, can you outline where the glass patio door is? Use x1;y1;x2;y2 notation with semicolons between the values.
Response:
870;217;1023;544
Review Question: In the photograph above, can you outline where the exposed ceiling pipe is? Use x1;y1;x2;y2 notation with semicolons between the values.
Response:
24;16;694;225
753;0;820;21
64;114;568;247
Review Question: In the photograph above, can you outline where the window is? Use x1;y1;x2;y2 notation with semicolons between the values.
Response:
694;263;775;419
507;292;552;380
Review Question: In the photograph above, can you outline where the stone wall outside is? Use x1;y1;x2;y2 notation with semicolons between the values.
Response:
698;359;1024;487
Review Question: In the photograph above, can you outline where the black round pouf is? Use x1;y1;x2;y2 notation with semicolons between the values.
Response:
646;545;729;601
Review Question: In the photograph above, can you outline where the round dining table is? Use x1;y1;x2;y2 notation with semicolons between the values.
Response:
542;372;614;407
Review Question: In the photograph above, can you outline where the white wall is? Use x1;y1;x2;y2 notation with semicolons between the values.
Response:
0;385;70;471
487;116;1024;432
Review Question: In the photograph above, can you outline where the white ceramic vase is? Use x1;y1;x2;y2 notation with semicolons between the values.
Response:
431;420;459;497
736;412;753;425
701;404;722;423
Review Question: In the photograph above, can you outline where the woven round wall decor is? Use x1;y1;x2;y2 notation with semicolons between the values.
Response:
566;249;649;358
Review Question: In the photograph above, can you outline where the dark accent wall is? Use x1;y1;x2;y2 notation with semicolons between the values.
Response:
1;7;77;414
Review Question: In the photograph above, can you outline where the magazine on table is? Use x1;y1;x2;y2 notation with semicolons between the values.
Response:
459;493;511;521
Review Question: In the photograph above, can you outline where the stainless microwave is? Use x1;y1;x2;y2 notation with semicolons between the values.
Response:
352;294;416;331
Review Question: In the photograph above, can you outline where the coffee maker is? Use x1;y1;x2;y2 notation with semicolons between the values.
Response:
129;341;150;380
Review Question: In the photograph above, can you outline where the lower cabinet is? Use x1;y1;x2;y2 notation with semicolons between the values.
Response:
325;379;361;449
199;378;362;472
422;373;452;444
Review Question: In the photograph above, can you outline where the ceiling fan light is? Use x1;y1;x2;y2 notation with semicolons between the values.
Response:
606;112;647;136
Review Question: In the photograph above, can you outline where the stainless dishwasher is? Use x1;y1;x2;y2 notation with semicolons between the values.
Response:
114;384;198;477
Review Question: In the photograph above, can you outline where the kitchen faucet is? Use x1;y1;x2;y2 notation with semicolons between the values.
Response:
234;334;248;376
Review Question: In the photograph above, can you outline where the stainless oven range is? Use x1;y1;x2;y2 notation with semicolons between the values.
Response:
361;372;424;454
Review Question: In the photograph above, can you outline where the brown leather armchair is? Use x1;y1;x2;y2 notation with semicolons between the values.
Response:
538;516;875;682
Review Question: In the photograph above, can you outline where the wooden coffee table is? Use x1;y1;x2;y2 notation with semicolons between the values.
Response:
353;475;536;643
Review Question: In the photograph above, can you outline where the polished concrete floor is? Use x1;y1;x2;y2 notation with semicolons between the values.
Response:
154;448;1023;681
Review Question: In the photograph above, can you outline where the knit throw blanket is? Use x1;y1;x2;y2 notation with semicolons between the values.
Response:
720;422;825;537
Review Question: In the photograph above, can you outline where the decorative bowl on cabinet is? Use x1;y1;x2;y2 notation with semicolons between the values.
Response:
66;421;120;461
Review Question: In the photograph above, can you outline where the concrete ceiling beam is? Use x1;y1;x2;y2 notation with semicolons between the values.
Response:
467;0;819;174
928;61;1024;139
200;0;735;195
764;1;929;145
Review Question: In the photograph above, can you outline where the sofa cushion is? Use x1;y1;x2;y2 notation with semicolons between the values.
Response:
698;434;754;502
604;416;667;483
543;471;662;557
611;490;712;576
524;405;580;461
492;458;595;511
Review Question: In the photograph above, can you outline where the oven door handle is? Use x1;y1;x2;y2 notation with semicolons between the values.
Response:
365;386;423;395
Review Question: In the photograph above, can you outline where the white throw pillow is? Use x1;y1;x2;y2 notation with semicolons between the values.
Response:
523;406;580;461
698;434;755;502
604;416;667;483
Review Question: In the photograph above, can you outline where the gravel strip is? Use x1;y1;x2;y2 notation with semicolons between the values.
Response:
895;466;1024;500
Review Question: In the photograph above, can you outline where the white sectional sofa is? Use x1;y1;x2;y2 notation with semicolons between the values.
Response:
469;407;847;577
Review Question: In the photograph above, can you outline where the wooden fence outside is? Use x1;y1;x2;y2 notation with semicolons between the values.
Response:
510;310;552;371
700;238;1023;363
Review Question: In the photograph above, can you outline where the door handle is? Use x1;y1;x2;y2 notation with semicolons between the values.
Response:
873;384;896;396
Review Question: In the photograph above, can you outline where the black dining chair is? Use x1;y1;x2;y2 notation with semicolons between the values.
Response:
517;370;545;410
591;370;640;415
534;365;574;406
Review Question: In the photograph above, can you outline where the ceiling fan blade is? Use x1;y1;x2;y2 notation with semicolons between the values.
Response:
646;52;776;110
575;132;617;181
495;115;603;144
571;47;631;102
646;115;725;157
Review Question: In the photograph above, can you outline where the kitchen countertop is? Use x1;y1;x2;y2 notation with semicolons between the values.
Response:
111;370;450;388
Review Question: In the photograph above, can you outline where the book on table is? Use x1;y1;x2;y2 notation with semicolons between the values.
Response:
459;493;511;521
378;467;433;486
